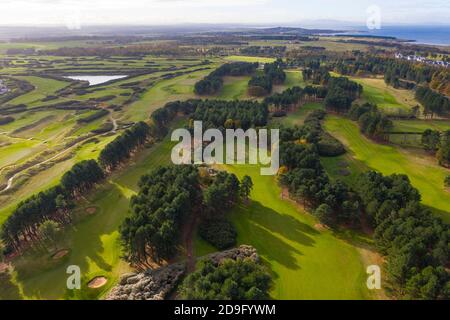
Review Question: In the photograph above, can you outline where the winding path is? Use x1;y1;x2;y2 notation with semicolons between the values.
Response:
1;112;118;192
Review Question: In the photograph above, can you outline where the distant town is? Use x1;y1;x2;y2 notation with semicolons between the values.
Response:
395;53;450;68
0;79;10;95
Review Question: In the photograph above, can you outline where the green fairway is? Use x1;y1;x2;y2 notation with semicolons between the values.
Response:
216;76;251;100
344;76;418;115
273;103;324;127
194;164;373;299
391;119;450;132
123;67;214;121
324;115;450;222
224;55;276;63
8;76;70;106
5;136;175;299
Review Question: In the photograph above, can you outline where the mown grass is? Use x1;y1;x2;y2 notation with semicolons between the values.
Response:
3;135;175;299
195;164;373;300
324;115;450;223
8;76;70;106
391;120;450;132
224;55;276;63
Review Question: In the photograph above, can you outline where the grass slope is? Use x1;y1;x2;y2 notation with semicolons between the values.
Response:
195;164;373;299
324;115;450;222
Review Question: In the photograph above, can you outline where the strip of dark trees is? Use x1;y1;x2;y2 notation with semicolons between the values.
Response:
1;160;104;253
422;129;450;167
415;86;450;118
348;103;393;141
264;85;327;113
98;121;150;171
194;62;258;95
77;109;109;124
151;99;268;136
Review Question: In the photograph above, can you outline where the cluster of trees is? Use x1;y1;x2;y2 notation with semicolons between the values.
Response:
99;121;150;171
355;172;449;299
194;62;258;95
199;171;253;250
180;258;271;300
248;59;285;96
416;129;450;167
0;116;14;125
349;103;393;140
240;46;286;57
120;165;202;263
1;160;104;253
415;86;450;117
332;56;387;76
279;112;359;225
324;77;363;113
120;164;254;263
192;100;268;130
302;67;330;85
265;86;327;114
77;109;109;124
384;59;436;87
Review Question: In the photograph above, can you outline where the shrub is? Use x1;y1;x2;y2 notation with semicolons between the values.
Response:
198;218;237;250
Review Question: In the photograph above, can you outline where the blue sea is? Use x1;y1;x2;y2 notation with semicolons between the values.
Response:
346;25;450;46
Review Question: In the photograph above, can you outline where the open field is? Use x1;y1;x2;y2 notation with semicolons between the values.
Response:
324;115;450;223
273;102;324;127
349;76;418;115
224;55;276;63
194;164;374;299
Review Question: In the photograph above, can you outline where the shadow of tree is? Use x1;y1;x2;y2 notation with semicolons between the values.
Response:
231;201;319;271
0;272;22;300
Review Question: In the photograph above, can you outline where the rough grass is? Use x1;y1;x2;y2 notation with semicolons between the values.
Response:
224;55;276;63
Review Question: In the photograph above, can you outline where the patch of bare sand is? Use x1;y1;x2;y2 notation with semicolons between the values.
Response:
88;276;108;289
52;249;70;260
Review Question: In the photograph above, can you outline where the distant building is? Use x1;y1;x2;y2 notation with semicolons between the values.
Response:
394;52;449;68
0;79;10;95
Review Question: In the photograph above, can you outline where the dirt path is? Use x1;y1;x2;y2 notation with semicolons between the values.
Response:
183;212;199;273
1;112;118;192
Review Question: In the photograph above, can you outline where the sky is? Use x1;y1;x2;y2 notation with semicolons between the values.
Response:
0;0;449;28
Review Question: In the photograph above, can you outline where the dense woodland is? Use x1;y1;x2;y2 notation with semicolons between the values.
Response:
349;103;393;141
1;160;104;253
248;59;286;96
180;258;271;300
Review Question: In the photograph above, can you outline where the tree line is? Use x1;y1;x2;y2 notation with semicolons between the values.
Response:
415;86;450;118
98;121;150;171
194;62;258;95
1;160;104;253
356;172;449;299
348;103;393;141
422;129;450;168
264;85;327;115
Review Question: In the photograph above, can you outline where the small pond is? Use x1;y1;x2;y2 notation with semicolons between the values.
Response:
65;75;127;86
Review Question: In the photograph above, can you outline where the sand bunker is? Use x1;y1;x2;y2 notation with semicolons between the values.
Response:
85;207;98;215
88;276;108;289
52;249;70;260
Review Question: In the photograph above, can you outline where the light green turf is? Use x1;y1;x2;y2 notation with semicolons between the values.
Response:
273;103;324;127
216;76;251;100
8;76;70;106
224;55;276;63
324;115;450;222
348;77;418;115
4;136;175;299
392;120;450;132
124;68;214;121
194;164;373;300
